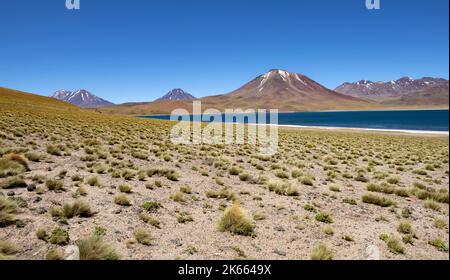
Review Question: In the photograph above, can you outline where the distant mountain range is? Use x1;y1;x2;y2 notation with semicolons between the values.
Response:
335;77;448;98
51;89;114;108
49;71;448;114
99;69;375;115
156;88;196;101
335;77;449;106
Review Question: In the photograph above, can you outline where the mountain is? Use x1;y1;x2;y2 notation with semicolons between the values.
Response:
100;69;374;115
200;69;371;111
335;77;449;99
156;88;197;101
51;89;114;108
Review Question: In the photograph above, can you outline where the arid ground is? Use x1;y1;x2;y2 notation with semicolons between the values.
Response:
0;88;449;260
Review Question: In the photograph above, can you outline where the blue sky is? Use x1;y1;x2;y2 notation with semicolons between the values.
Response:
0;0;448;103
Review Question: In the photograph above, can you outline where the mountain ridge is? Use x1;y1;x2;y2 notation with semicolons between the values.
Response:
335;77;449;98
51;89;114;108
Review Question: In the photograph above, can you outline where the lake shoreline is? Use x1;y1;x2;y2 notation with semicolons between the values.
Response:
141;109;449;134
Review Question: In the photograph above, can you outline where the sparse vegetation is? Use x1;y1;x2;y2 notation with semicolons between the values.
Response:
77;233;120;260
218;204;255;236
311;243;333;260
134;228;152;246
0;88;448;260
114;194;131;206
362;194;395;207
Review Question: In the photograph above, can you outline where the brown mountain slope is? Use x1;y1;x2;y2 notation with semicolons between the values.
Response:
0;87;82;112
379;85;449;106
200;69;372;111
99;100;192;116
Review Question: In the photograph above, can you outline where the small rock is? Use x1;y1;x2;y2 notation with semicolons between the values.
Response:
15;220;26;228
7;191;15;197
366;245;381;260
64;245;80;260
33;196;42;203
274;226;285;232
171;239;183;247
110;185;117;189
273;249;287;256
35;207;47;215
27;184;36;192
113;209;122;214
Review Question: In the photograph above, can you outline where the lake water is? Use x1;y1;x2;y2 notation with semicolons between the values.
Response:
140;109;449;132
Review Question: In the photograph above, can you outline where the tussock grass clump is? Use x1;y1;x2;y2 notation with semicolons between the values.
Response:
49;227;70;245
362;194;395;207
367;183;394;194
315;212;333;224
433;218;448;229
429;238;449;252
171;191;185;203
424;199;441;212
132;151;148;160
142;201;162;213
121;169;135;180
0;176;27;189
45;248;64;260
0;159;25;178
60;200;93;219
180;185;192;194
45;179;64;191
36;228;48;241
218;204;255;236
386;177;401;185
394;188;410;197
329;185;341;192
25;152;44;162
86;176;101;187
114;194;131;206
177;212;194;223
118;184;132;193
228;166;241;176
134;228;152;246
343;197;357;205
267;181;299;196
310;243;333;260
147;168;180;181
401;208;412;219
275;170;289;179
3;153;29;171
239;173;252;182
300;175;314;186
303;204;317;213
46;145;62;156
0;239;17;259
386;237;405;254
323;226;334;235
206;187;238;201
77;234;120;260
0;197;18;227
139;213;161;228
0;154;28;178
397;221;414;235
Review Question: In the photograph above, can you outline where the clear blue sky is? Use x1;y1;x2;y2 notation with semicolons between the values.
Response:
0;0;448;103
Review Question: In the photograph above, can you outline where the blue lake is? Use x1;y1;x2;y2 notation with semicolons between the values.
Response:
140;109;449;132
